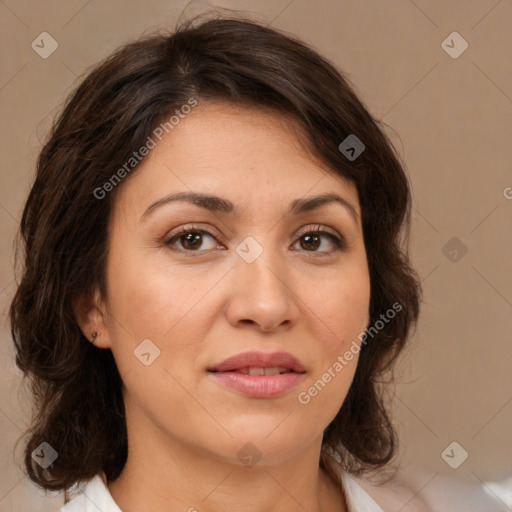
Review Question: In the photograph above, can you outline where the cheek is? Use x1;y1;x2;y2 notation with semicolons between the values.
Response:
292;267;369;415
103;248;238;412
300;263;370;344
105;244;215;339
102;256;215;421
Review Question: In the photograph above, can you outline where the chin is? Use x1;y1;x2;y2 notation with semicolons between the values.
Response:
204;431;315;468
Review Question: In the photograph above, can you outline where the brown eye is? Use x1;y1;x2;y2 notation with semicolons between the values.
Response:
294;229;345;253
299;233;321;251
178;232;204;250
165;228;219;252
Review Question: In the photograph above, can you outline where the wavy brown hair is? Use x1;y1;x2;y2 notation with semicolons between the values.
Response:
9;12;422;496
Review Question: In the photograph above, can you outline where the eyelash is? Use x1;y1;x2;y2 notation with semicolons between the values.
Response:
163;224;346;256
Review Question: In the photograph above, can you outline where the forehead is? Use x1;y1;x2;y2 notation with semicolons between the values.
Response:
112;101;360;219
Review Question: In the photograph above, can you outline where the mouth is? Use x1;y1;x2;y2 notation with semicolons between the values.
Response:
207;350;307;374
207;351;307;398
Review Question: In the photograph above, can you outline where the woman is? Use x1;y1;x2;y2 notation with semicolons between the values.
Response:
9;13;504;512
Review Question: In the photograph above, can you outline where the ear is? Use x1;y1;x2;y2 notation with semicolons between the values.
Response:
72;287;111;349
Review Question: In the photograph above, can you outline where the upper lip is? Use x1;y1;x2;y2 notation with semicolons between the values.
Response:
208;351;306;373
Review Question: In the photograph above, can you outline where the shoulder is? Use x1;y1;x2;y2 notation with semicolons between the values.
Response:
57;473;122;512
341;463;508;512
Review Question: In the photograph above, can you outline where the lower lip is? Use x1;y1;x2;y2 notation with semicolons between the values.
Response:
208;371;306;398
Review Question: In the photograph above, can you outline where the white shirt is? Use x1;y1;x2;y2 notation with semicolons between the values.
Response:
58;466;510;512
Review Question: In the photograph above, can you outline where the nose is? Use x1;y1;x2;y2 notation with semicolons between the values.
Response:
225;245;300;333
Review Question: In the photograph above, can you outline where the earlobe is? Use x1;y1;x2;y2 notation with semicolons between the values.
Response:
72;288;112;349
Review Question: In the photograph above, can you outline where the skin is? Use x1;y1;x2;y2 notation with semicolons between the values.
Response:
75;101;371;512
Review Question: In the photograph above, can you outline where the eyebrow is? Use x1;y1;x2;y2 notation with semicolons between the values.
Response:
140;191;360;224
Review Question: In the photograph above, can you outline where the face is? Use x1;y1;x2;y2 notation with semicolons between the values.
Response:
89;101;370;467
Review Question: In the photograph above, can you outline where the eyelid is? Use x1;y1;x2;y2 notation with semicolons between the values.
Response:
294;224;342;239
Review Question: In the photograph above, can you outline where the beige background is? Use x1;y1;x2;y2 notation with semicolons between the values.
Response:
1;0;511;510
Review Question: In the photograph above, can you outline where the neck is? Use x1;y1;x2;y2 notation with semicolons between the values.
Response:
107;426;347;512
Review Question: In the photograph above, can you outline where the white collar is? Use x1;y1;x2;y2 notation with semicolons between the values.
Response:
61;468;508;512
61;470;385;512
340;471;385;511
